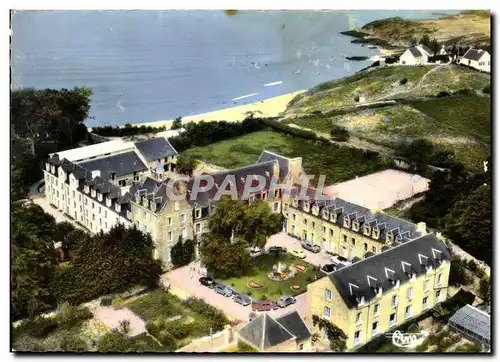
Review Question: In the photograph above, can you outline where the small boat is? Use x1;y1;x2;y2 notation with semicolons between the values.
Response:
368;45;377;49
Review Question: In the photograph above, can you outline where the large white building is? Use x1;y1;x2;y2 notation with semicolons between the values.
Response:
43;136;178;234
459;48;490;73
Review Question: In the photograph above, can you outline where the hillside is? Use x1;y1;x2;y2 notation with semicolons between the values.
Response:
341;11;490;50
286;64;490;115
284;65;490;171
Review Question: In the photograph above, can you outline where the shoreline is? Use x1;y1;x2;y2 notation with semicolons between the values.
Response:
88;90;305;132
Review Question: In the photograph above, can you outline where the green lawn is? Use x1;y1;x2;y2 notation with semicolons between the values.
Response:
183;130;386;185
221;253;318;301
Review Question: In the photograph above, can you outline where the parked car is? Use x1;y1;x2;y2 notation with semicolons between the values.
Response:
289;249;306;259
199;276;216;288
321;263;337;274
215;284;234;297
277;295;296;308
252;300;278;312
331;255;351;267
268;246;287;254
233;293;252;306
301;241;321;253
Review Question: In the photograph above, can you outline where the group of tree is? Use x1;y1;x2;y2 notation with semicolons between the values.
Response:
410;34;440;54
170;237;195;268
90;123;167;137
200;198;282;278
395;138;456;169
12;203;162;320
330;125;350;142
11;87;92;201
175;154;198;176
408;155;491;265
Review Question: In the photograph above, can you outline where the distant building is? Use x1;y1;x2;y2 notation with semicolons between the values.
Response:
237;311;312;352
449;304;490;349
459;48;490;73
399;44;434;65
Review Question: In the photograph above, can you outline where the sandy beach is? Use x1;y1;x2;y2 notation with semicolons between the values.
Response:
90;90;306;131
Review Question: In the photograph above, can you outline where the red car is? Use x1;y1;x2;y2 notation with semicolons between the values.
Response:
252;300;278;312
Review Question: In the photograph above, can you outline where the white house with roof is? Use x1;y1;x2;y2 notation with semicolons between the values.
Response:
399;44;434;66
459;48;490;73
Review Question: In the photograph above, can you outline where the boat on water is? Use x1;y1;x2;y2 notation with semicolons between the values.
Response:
368;45;377;49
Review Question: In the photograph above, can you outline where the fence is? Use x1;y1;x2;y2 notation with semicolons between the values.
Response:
176;326;233;352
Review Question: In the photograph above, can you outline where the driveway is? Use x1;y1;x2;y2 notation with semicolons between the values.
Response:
266;232;332;267
162;261;307;324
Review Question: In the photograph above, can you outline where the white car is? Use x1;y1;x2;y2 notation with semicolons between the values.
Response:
330;255;351;267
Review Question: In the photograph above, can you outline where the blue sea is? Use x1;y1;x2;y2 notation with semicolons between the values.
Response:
11;10;458;127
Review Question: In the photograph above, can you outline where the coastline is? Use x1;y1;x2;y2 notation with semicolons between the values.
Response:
88;90;306;132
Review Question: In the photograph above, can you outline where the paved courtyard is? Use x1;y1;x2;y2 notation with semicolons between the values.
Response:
266;232;332;267
163;233;324;324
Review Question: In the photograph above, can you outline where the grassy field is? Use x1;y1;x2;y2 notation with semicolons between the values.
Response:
183;130;386;185
221;253;317;301
286;65;490;115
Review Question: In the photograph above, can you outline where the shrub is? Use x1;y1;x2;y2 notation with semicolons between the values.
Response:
483;85;491;94
354;95;360;102
14;317;58;339
436;91;451;98
237;340;258;352
156;330;177;351
119;319;130;334
97;331;132;352
56;303;93;329
184;297;229;332
100;296;113;306
112;296;125;308
400;78;408;85
330;125;350;142
12;335;44;352
60;333;88;352
171;117;183;130
306;276;313;283
169;323;191;340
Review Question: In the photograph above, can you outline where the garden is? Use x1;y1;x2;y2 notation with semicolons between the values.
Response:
123;290;230;351
221;253;319;301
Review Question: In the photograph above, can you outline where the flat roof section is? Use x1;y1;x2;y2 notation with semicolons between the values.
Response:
322;169;430;211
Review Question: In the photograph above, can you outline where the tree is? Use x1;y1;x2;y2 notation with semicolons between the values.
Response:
311;315;347;352
11;204;59;320
200;233;250;278
171;237;195;268
330;125;349;142
430;38;440;54
175;154;198;176
397;138;434;166
171;116;183;130
51;224;162;305
410;36;418;46
420;34;431;47
443;185;491;265
478;277;490;304
208;199;282;248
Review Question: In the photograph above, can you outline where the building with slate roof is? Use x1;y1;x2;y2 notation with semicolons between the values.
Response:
449;304;490;349
256;150;304;184
237;312;311;352
306;233;451;351
399;44;434;65
133;137;178;173
459;48;490;73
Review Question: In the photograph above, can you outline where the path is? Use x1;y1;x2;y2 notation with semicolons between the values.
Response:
92;306;147;337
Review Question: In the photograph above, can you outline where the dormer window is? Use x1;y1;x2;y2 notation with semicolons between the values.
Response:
303;201;310;212
45;163;50;171
386;234;393;244
292;199;298;208
97;193;103;202
51;165;55;174
84;186;90;194
195;208;201;219
363;226;371;236
322;210;329;219
352;221;359;232
151;202;157;212
262;191;267;200
106;198;111;207
330;213;337;223
115;204;121;213
126;210;132;220
142;197;148;207
372;227;380;239
343;216;351;228
91;190;96;198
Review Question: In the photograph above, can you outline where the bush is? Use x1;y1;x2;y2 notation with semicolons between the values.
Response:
436;91;451;98
330;125;349;142
483;85;490;94
119;319;130;334
184;297;229;332
400;78;408;85
100;296;114;306
60;333;88;352
354;95;360;102
169;323;191;340
91;124;167;137
56;303;93;329
14;317;58;339
112;296;125;308
97;331;132;352
171;117;183;130
156;330;177;351
12;335;44;352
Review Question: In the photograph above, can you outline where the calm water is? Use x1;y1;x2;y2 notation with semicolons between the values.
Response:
11;10;458;127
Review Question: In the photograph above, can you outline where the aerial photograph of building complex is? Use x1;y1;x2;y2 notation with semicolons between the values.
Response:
10;8;491;354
